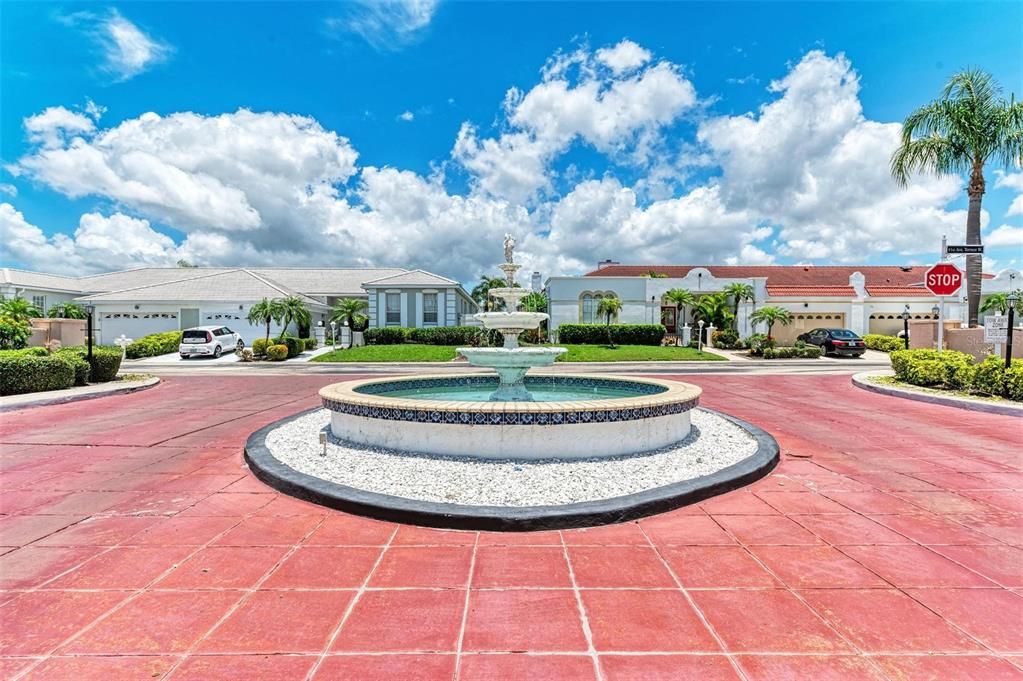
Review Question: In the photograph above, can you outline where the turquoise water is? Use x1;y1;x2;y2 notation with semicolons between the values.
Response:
377;384;642;402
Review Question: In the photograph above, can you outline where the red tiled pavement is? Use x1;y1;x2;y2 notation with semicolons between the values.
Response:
0;373;1021;679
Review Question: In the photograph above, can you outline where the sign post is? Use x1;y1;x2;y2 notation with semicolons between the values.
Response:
924;263;964;351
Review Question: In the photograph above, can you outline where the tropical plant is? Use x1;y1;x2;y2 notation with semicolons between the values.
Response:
247;298;285;343
331;298;370;332
980;291;1023;316
642;270;668;278
596;296;622;325
471;276;509;311
691;293;734;330
749;306;793;340
663;288;695;326
519;291;548;313
46;302;87;319
279;296;311;335
0;297;42;323
723;283;756;331
0;316;32;350
891;69;1022;326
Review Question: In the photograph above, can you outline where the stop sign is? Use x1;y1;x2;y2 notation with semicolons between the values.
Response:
924;263;964;297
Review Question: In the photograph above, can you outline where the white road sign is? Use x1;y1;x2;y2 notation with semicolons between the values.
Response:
984;316;1008;343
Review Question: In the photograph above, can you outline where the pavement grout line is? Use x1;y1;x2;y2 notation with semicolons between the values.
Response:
560;530;604;681
302;525;400;681
451;532;479;681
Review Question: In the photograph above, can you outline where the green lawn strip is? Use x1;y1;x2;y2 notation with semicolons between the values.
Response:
866;374;1017;405
556;344;725;362
311;345;460;362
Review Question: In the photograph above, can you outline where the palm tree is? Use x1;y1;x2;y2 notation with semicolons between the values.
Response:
471;276;508;311
596;296;623;348
642;270;668;278
0;297;41;323
723;283;755;331
520;292;548;313
46;302;87;319
663;288;695;327
279;296;311;336
692;293;734;330
980;291;1023;316
891;69;1022;327
330;298;369;332
749;306;793;340
247;298;285;343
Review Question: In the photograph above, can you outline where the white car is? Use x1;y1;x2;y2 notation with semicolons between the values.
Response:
179;326;244;359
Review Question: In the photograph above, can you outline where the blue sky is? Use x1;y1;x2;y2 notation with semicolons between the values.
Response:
2;1;1021;284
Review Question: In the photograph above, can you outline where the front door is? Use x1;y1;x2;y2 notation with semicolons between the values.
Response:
660;306;677;334
180;308;200;330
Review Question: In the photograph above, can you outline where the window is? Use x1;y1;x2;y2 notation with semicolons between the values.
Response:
423;293;438;325
32;295;45;313
580;293;603;323
386;293;401;326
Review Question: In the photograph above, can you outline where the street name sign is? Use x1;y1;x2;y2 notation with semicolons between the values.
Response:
946;245;984;255
924;263;964;297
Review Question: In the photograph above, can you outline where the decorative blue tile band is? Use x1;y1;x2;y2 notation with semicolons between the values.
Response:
352;375;666;397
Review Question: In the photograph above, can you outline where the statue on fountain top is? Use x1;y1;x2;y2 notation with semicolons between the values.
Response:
503;233;516;264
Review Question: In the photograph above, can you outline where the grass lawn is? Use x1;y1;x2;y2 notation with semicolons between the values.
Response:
556;344;724;362
312;345;459;362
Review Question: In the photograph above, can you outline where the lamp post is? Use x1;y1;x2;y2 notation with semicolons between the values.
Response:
1006;292;1018;369
900;305;911;350
329;321;337;353
697;320;705;351
84;304;95;363
931;303;941;351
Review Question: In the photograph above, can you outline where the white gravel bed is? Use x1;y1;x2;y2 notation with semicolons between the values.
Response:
263;409;757;507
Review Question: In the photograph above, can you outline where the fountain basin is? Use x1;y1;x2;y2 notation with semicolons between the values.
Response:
456;347;566;401
320;374;701;460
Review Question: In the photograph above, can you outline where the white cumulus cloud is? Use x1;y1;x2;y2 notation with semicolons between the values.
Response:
985;224;1023;247
330;0;437;51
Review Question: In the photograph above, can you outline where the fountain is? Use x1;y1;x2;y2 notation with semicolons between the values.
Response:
243;236;779;530
456;234;566;401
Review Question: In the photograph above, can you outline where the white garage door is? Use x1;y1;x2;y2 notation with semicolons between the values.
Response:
99;312;179;345
774;313;847;344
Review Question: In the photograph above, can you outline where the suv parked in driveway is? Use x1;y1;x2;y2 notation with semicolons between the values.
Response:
179;326;244;359
796;328;866;357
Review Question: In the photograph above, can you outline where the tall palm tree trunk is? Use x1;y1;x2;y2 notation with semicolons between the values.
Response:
265;321;271;343
965;163;985;327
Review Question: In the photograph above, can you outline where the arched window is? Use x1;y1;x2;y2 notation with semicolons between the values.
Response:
581;293;604;323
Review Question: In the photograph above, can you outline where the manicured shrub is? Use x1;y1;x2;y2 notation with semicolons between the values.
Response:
745;333;774;356
0;315;31;350
971;355;1006;396
712;329;741;349
266;344;288;361
890;349;976;389
365;327;411;345
761;345;822;359
273;336;304;358
863;334;905;353
1004;359;1023;401
125;331;182;359
0;353;76;395
556;324;665;346
23;346;49;357
251;338;271;356
58;352;91;386
407;326;481;345
304;337;318;351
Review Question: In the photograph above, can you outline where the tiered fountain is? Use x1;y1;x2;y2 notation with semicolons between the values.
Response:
456;234;566;401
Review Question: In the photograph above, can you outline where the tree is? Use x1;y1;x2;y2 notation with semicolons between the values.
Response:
692;293;734;330
246;298;285;343
749;306;793;340
642;270;667;278
279;296;311;336
0;297;41;323
471;276;509;311
47;302;87;319
176;259;197;268
596;296;622;325
331;298;369;332
723;283;755;331
519;291;548;313
980;291;1023;316
663;288;695;327
891;69;1022;327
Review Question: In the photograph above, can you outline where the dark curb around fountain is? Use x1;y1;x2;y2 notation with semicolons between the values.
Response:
244;408;780;531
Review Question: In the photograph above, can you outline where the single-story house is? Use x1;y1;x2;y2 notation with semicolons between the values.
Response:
1;266;477;345
547;261;1021;344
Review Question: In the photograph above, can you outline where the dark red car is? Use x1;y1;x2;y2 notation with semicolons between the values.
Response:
796;328;866;357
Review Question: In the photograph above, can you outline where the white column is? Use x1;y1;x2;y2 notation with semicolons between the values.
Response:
415;292;424;327
437;290;446;326
399;292;408;327
377;291;386;328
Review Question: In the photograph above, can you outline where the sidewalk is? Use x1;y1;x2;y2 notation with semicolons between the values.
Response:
0;376;160;412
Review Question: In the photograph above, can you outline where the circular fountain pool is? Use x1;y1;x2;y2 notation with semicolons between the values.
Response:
319;374;701;461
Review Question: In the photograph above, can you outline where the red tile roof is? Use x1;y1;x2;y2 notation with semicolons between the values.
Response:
767;286;856;297
585;264;936;287
865;286;934;297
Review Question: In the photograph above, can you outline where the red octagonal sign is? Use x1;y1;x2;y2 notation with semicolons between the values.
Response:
924;262;964;297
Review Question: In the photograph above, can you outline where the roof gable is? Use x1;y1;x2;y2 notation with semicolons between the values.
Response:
361;269;458;287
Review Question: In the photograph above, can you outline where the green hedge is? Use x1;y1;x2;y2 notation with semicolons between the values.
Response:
126;331;182;359
557;324;665;346
274;336;304;358
762;345;823;359
365;327;411;345
252;338;272;356
266;344;288;361
0;352;76;395
890;349;1022;401
304;337;318;351
407;326;481;345
712;329;742;349
863;334;905;352
83;348;122;382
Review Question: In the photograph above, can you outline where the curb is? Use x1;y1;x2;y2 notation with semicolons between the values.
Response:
0;376;161;413
244;407;780;531
851;371;1023;418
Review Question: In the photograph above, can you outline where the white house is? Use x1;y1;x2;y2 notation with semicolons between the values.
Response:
547;262;1021;344
1;266;478;345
